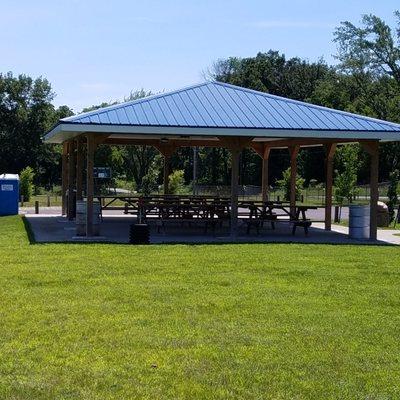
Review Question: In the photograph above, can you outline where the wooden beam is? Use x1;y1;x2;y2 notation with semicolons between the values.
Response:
362;141;379;240
163;154;171;195
324;143;337;230
104;138;222;148
289;145;300;215
76;138;84;201
86;133;96;236
218;136;253;151
94;134;110;146
154;144;176;195
61;142;68;215
261;146;271;202
250;142;264;157
67;140;76;220
254;138;361;149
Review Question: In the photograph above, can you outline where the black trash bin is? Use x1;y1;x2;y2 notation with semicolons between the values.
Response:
129;223;150;244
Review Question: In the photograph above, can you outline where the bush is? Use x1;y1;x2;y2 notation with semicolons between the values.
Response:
19;166;35;202
387;169;399;223
334;146;359;204
276;167;304;201
168;170;185;194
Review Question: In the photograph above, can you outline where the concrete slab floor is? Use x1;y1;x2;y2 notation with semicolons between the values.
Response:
24;213;400;246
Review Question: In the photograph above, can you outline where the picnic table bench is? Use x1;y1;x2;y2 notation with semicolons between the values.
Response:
243;201;317;235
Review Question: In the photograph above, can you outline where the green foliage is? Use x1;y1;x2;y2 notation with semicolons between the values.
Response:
141;155;162;196
387;169;399;222
276;167;304;201
334;12;400;83
19;166;35;201
209;50;330;101
0;73;73;187
334;146;359;204
168;169;186;194
84;90;157;189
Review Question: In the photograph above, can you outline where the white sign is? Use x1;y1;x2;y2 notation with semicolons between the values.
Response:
1;184;14;191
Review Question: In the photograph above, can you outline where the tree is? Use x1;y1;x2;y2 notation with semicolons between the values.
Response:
333;12;400;180
276;167;304;201
334;145;359;204
208;50;330;101
334;12;400;83
141;155;162;196
0;72;72;188
168;170;186;194
387;169;399;222
19;166;35;201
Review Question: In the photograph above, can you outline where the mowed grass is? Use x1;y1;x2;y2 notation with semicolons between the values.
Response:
1;216;400;399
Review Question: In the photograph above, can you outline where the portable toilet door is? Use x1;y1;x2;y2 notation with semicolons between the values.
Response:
0;174;20;216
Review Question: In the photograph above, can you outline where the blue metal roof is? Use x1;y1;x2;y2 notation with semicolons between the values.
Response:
61;81;400;133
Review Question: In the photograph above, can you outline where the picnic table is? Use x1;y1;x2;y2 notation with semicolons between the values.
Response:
96;194;318;235
241;200;317;235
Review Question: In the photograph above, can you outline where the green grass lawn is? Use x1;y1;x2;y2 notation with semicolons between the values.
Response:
1;216;400;399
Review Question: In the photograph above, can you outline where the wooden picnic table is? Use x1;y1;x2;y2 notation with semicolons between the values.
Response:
242;201;317;235
96;195;318;235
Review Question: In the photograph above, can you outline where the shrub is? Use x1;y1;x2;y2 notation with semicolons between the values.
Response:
276;167;304;201
168;170;185;194
141;166;159;196
19;166;35;202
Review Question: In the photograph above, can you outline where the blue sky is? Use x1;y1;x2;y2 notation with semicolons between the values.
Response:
1;0;398;112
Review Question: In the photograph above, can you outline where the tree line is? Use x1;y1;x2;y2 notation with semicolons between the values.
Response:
1;11;399;198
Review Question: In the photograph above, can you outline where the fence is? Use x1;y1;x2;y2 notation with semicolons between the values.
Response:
196;182;391;205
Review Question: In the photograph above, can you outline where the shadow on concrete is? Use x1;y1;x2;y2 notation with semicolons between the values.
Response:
23;214;397;246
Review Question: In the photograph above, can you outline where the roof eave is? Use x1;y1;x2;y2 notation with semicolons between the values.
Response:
43;122;400;144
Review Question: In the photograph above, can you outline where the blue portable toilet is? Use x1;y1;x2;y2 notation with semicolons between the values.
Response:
0;174;20;216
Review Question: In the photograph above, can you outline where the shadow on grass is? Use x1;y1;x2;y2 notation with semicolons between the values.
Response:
22;216;36;244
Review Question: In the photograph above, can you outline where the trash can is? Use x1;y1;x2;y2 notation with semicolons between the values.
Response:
349;205;370;239
0;174;19;216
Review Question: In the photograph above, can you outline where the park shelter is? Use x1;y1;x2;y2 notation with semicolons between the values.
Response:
44;82;400;240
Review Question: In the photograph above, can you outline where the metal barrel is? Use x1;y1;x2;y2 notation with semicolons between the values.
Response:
76;200;101;236
349;205;370;239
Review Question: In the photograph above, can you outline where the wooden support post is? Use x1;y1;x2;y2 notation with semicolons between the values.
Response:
163;155;170;195
261;146;271;202
155;143;176;195
193;146;198;196
76;138;84;201
361;141;379;240
86;134;95;237
230;147;241;237
324;143;336;230
289;145;300;216
218;136;253;237
370;145;379;240
61;142;68;215
67;141;76;220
